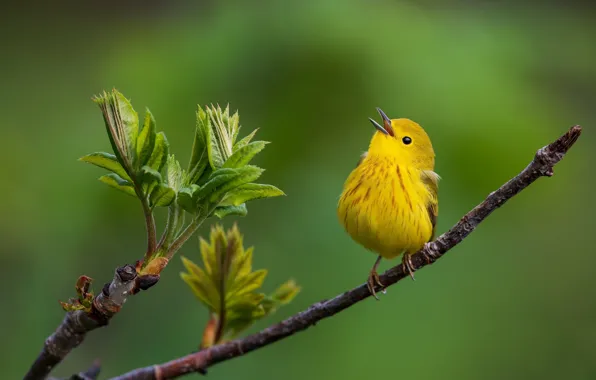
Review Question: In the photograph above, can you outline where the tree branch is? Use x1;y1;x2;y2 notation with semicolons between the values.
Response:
25;196;210;380
72;360;102;380
48;359;102;380
25;266;137;380
108;125;582;380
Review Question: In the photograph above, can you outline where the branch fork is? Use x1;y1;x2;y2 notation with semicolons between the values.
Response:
26;92;286;380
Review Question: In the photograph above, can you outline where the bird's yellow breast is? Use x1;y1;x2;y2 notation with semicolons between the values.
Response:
337;155;434;259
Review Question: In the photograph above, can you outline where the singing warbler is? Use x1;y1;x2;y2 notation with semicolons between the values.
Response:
337;108;439;299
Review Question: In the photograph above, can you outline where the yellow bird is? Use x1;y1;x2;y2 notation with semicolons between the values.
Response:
337;108;439;299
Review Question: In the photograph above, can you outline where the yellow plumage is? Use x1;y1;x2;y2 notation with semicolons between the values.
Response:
337;108;439;298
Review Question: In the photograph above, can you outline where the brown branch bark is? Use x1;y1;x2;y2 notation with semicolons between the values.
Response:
48;360;102;380
108;125;582;380
74;361;101;380
72;359;102;380
25;266;138;380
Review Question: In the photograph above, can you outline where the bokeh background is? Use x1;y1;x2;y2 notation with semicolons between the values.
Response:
2;1;595;379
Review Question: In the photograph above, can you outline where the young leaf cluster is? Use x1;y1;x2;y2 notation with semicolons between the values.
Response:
79;90;284;276
179;104;284;219
82;90;174;209
60;276;94;312
181;224;300;347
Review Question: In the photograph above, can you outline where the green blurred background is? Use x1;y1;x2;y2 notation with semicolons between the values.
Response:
2;1;595;379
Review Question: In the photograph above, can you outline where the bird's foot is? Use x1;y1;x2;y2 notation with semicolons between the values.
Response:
367;269;385;300
422;246;435;265
402;253;416;281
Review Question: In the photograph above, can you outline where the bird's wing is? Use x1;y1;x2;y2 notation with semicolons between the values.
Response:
421;170;440;240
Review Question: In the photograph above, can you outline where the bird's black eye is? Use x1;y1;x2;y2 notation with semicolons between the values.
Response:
402;136;412;145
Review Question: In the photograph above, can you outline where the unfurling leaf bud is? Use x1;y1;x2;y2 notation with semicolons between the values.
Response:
181;223;299;344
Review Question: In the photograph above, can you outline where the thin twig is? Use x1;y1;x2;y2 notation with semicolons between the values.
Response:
108;125;582;380
136;188;157;262
158;204;184;252
165;214;206;260
48;359;101;380
156;206;175;251
71;359;102;380
142;200;158;259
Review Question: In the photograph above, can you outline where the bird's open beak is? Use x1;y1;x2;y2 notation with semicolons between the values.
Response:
369;107;394;136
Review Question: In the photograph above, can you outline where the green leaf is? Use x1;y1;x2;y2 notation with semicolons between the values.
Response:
188;107;210;183
181;224;299;343
206;110;225;170
141;165;163;186
210;168;239;176
196;168;240;200
209;165;264;202
93;92;125;167
93;90;140;168
229;110;240;144
60;275;94;313
113;91;139;157
60;301;89;312
271;280;301;305
227;269;267;300
180;259;218;312
226;292;265;310
214;204;247;219
165;155;184;192
136;108;156;167
228;247;253;285
221;183;285;206
204;104;242;169
150;183;175;208
223;141;268;169
200;235;215;276
79;152;131;181
227;317;262;334
99;173;136;197
262;280;301;315
75;275;93;300
146;132;169;172
177;185;200;212
189;161;209;186
234;129;258;150
221;104;229;128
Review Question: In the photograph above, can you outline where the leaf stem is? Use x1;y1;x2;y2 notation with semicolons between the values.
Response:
164;213;206;260
141;199;157;261
214;241;232;344
156;207;170;251
159;204;182;252
134;183;157;263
